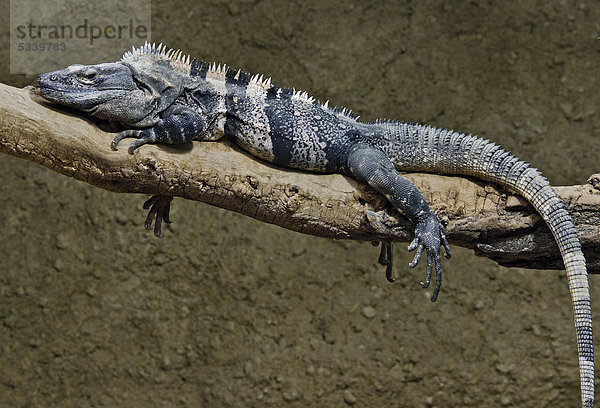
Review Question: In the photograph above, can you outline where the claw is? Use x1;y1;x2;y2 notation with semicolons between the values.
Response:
377;242;395;282
441;231;452;259
408;242;424;268
422;251;434;289
431;253;443;302
407;237;419;252
112;129;141;151
142;195;173;237
128;137;152;154
378;242;389;266
112;129;157;154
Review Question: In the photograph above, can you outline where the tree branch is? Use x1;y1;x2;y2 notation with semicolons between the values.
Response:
1;83;599;272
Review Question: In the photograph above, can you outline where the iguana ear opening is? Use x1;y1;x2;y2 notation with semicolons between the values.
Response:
124;62;167;97
121;60;185;118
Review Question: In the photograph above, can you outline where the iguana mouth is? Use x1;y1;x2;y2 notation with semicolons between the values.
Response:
35;84;83;94
36;83;127;94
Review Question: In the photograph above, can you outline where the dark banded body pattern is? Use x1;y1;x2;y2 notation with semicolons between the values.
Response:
35;42;594;407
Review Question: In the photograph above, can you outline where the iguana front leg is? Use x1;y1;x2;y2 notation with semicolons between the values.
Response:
112;105;219;236
112;104;219;154
345;143;451;301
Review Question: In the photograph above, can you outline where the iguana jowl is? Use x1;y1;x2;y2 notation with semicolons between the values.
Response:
35;42;594;407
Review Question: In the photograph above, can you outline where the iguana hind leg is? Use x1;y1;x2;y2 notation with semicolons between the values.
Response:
344;143;451;301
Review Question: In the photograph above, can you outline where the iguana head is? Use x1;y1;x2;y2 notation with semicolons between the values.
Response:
36;43;193;128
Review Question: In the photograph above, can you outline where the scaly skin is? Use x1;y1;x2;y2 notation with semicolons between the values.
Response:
35;42;594;407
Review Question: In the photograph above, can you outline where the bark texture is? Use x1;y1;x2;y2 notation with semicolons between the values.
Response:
1;83;599;272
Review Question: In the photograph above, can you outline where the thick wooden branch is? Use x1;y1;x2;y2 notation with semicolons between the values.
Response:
1;83;599;272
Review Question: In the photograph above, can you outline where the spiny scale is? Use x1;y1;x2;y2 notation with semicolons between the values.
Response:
121;42;362;120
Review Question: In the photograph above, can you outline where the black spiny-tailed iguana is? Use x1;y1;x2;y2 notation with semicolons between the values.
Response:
35;42;594;407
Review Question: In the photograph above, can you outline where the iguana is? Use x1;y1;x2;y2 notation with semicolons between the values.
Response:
35;42;594;407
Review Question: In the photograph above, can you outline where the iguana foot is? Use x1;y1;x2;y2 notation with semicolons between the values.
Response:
112;129;157;154
408;211;452;302
143;195;173;238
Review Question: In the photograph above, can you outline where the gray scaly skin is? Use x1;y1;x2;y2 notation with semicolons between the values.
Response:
35;42;594;406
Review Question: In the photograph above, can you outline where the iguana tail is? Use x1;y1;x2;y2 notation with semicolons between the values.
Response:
374;122;594;407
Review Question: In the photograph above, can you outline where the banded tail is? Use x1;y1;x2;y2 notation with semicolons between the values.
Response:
375;122;594;407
